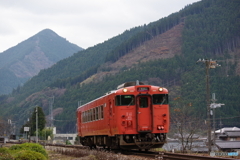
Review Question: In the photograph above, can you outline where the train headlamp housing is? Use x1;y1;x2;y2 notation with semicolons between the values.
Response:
123;88;128;93
158;87;163;92
157;125;164;130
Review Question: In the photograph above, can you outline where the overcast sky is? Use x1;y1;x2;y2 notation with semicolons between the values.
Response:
0;0;200;52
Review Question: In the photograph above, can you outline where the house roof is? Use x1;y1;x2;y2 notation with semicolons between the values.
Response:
216;141;240;149
215;127;240;133
226;132;240;137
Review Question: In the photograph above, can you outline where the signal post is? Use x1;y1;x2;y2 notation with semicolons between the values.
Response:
197;59;220;153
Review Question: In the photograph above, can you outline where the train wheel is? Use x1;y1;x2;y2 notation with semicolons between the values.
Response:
90;145;96;149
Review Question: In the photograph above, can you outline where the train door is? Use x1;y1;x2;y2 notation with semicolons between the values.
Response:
136;95;152;132
108;100;113;135
77;111;82;136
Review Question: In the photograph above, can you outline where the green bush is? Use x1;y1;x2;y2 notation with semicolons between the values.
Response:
66;140;72;145
9;143;48;159
0;147;13;160
14;150;47;160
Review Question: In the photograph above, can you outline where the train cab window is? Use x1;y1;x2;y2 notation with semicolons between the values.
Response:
139;97;148;108
153;94;168;105
115;95;135;106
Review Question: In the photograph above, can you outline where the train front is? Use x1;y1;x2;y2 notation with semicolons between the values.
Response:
115;81;169;150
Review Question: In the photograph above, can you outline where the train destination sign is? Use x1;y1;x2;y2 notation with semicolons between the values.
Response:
137;87;149;92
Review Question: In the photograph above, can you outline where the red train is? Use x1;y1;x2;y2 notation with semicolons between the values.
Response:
76;81;169;150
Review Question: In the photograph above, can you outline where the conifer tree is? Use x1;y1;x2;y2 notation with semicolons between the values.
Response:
20;106;46;136
29;106;46;136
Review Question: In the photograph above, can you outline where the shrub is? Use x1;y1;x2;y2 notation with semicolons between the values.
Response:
0;147;13;160
66;140;72;145
9;143;48;159
14;150;47;160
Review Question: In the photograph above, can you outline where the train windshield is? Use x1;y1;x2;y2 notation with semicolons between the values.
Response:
152;94;168;105
115;95;135;106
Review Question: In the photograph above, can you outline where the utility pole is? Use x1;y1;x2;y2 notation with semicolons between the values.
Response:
36;107;38;143
49;96;54;127
210;93;225;147
210;103;225;145
211;93;217;141
197;59;220;153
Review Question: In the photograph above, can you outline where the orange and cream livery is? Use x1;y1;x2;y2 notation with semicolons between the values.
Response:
76;81;169;150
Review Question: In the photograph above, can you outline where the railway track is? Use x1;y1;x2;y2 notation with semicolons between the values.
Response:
122;150;238;160
45;144;239;160
163;152;237;160
3;142;238;160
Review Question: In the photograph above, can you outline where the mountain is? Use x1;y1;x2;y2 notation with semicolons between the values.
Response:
0;0;240;134
0;29;83;95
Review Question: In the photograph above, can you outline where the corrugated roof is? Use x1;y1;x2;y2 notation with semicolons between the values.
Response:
216;141;240;149
226;131;240;137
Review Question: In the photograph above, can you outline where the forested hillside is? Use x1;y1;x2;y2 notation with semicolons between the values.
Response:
0;0;239;134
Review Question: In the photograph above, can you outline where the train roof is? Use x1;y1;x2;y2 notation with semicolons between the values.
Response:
77;81;168;110
77;90;117;110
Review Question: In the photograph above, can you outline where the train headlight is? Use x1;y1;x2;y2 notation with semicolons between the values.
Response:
123;88;128;92
158;87;163;92
157;125;164;130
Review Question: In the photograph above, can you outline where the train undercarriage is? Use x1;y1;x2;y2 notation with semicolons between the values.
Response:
80;133;166;150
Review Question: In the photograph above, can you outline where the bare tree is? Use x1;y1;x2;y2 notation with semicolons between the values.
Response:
0;118;5;136
171;97;206;153
0;118;12;137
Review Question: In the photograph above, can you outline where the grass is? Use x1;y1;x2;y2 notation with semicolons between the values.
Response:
46;146;151;160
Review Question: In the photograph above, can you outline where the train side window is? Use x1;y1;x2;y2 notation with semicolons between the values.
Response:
88;110;91;122
96;107;99;120
98;106;101;119
88;111;89;122
88;110;90;122
101;105;104;119
83;112;85;123
93;108;96;121
115;95;134;106
81;112;83;123
152;94;168;105
90;109;93;121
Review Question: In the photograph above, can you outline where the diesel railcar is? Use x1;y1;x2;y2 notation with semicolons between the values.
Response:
76;81;169;150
